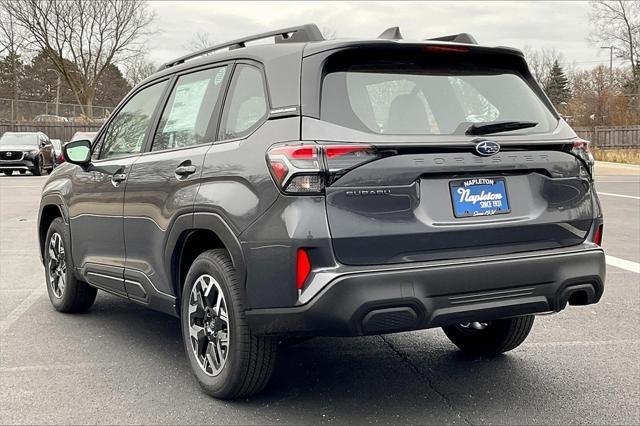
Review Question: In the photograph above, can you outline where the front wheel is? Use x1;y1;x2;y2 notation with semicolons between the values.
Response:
442;315;535;356
3;170;12;176
181;249;278;399
44;218;97;312
31;157;44;176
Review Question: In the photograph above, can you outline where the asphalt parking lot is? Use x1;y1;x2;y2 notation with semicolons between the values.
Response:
1;163;639;425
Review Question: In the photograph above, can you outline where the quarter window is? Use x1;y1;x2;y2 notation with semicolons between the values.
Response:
98;81;167;160
152;66;227;151
219;65;268;140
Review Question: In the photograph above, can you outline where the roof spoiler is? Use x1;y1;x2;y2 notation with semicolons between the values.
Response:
376;26;478;45
160;24;324;70
427;33;478;45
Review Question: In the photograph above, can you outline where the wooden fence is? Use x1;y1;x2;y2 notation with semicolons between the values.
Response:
0;121;102;141
574;126;640;149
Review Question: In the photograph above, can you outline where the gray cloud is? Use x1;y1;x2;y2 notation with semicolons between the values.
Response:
147;1;617;69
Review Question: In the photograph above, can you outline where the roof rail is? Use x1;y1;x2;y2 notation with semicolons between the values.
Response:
160;24;324;70
427;33;478;45
378;26;403;40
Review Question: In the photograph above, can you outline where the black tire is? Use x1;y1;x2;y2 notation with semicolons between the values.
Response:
3;170;12;176
181;249;278;399
31;157;43;176
44;217;97;313
442;315;535;356
18;170;25;174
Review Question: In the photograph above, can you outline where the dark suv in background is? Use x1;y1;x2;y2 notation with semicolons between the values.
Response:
0;131;55;175
38;24;605;399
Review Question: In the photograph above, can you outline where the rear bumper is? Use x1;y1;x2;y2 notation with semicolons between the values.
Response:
246;246;605;336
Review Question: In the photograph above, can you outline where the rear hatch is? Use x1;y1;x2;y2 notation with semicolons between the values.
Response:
302;44;594;266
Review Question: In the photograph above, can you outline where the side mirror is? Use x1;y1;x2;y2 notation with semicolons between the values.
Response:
63;139;92;165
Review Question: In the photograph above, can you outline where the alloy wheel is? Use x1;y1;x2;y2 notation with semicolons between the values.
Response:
188;274;230;376
47;232;66;298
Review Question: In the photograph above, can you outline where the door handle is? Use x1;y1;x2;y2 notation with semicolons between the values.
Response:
175;165;197;176
111;173;127;183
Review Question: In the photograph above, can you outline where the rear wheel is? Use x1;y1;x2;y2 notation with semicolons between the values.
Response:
181;249;278;399
442;315;535;356
3;170;12;176
44;218;97;312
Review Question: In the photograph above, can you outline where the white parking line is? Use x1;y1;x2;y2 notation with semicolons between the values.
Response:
606;255;640;274
598;192;640;200
0;286;45;335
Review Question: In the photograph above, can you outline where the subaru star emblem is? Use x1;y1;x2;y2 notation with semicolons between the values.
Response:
475;140;500;156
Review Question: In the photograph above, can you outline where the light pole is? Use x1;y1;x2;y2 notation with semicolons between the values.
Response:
600;46;614;83
47;68;62;116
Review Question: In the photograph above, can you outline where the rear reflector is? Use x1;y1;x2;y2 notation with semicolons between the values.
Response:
296;248;311;290
593;224;603;246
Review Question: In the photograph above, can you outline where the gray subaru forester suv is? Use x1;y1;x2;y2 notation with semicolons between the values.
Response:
38;24;605;399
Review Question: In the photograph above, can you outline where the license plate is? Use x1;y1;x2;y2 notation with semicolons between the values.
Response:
449;177;510;218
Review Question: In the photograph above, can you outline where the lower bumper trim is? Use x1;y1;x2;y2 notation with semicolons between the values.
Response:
246;248;605;336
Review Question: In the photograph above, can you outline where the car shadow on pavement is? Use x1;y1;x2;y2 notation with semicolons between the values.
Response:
79;294;562;423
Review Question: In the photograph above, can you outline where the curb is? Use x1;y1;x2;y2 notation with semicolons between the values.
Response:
595;161;640;170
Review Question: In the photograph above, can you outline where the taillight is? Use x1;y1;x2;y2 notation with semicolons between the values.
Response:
593;224;603;246
267;143;378;194
571;138;595;175
324;144;378;173
296;248;311;290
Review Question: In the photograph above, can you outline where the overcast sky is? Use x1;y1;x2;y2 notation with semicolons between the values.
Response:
147;1;619;69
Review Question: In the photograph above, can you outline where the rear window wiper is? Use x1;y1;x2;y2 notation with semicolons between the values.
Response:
465;121;538;136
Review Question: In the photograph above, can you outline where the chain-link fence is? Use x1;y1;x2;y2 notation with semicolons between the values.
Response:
0;98;112;123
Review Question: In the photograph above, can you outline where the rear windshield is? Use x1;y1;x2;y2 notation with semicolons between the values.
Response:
0;133;39;146
320;49;557;136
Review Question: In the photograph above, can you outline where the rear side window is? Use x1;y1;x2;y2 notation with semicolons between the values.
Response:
152;66;227;151
98;81;168;160
219;64;268;140
320;50;557;136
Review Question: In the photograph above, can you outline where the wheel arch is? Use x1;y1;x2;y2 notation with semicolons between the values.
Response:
167;212;247;314
38;195;68;263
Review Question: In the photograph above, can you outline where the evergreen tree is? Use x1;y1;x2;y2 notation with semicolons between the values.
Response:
0;52;25;100
545;60;572;109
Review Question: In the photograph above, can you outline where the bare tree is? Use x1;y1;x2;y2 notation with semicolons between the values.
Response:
3;0;154;118
320;26;337;40
589;0;639;90
125;55;156;86
523;46;565;87
185;31;214;52
0;5;29;101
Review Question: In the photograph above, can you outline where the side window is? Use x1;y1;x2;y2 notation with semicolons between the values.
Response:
152;66;227;151
98;81;168;160
219;64;268;140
